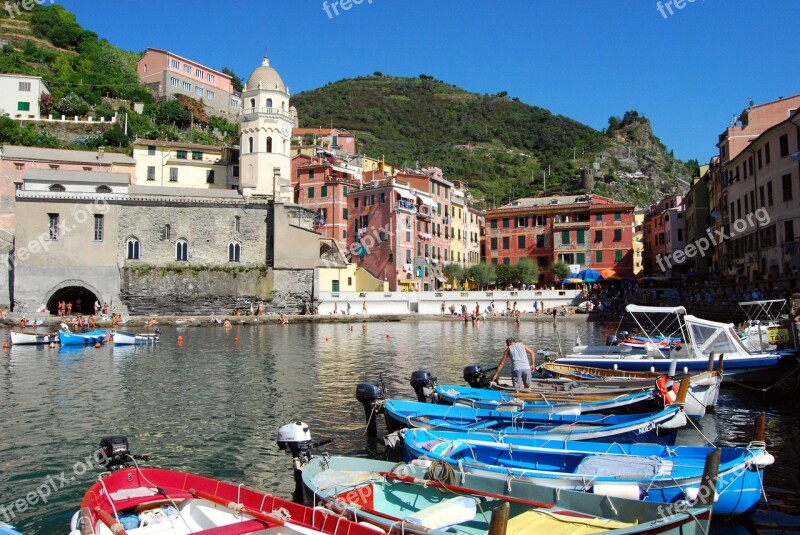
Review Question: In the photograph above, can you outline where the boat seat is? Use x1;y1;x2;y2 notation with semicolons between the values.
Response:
506;509;635;535
574;455;673;478
404;496;478;530
199;519;268;534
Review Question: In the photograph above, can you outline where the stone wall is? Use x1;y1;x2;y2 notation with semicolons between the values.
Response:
120;266;315;316
118;202;269;267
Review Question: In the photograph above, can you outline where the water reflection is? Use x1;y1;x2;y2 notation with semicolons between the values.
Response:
0;319;796;534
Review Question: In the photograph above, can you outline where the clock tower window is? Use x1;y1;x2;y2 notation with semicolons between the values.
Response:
266;137;273;153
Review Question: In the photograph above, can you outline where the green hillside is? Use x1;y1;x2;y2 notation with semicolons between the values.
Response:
292;75;696;207
0;4;238;150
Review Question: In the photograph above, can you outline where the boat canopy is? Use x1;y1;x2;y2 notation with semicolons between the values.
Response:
625;305;687;315
684;315;752;358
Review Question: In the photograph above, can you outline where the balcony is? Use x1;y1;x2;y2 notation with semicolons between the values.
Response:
395;201;416;214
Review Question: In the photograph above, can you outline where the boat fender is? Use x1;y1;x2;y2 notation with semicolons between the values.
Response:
592;483;641;500
658;410;688;430
747;450;775;469
684;487;719;503
656;376;679;405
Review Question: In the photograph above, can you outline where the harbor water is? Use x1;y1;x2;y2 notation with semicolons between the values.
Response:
0;319;798;534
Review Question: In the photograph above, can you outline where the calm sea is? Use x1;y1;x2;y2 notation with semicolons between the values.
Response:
0;319;797;534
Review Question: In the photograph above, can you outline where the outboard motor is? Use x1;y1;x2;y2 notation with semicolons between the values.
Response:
277;422;332;503
618;331;630;340
606;335;619;346
99;435;150;472
410;370;437;402
463;365;491;388
355;382;385;437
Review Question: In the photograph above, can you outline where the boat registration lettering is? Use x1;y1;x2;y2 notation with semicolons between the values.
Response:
637;421;655;434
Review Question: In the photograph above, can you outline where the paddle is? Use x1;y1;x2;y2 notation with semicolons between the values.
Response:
381;472;554;509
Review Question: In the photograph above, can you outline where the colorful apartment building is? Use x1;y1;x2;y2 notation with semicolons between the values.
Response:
137;48;241;117
292;153;360;252
716;109;800;283
643;195;686;275
483;195;635;283
131;140;233;190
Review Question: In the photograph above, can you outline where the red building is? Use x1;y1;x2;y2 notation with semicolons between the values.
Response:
292;127;357;155
483;195;635;282
292;154;359;252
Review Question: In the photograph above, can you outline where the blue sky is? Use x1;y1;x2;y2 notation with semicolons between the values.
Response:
59;0;799;162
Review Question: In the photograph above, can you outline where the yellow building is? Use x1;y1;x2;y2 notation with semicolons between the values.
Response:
318;263;387;292
633;211;645;275
450;187;466;267
132;140;230;189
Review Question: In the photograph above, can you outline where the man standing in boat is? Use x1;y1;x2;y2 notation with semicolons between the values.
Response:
491;337;536;388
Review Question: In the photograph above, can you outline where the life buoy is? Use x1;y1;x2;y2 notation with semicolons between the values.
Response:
656;375;680;405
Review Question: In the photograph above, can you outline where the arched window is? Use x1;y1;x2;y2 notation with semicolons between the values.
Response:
49;184;65;192
96;185;112;193
228;241;241;262
281;101;285;111
266;137;273;153
126;238;140;260
248;137;254;153
250;98;256;109
266;98;273;109
176;239;188;262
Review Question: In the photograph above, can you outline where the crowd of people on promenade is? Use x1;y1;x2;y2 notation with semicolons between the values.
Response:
580;276;798;319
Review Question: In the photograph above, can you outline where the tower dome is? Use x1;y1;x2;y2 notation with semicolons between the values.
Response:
246;55;286;93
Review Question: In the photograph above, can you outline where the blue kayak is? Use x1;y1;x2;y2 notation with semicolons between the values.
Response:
0;521;21;535
382;399;687;445
402;428;774;517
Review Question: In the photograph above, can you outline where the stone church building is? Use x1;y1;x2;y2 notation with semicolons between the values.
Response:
4;56;339;315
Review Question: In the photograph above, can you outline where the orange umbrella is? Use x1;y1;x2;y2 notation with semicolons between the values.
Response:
600;268;616;279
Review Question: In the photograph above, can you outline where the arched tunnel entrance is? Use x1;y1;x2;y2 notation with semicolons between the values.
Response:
46;286;100;315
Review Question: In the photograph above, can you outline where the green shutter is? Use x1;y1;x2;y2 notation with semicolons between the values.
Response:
308;187;315;198
321;185;328;197
577;253;585;264
596;250;603;263
615;250;623;262
562;230;570;244
343;208;348;219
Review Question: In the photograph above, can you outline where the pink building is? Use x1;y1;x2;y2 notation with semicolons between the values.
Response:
643;195;687;275
717;110;800;284
0;146;135;235
348;179;420;291
137;48;240;117
292;128;357;155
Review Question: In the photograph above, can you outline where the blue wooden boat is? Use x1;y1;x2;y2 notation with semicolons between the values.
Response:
58;329;108;345
434;384;662;416
381;399;687;445
0;522;20;535
402;428;774;517
302;455;713;535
